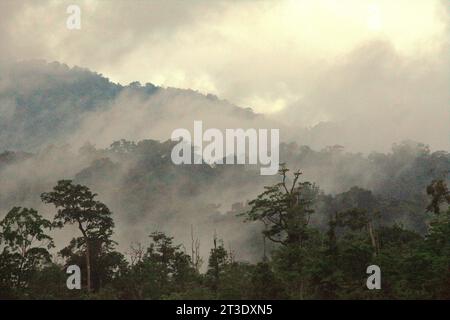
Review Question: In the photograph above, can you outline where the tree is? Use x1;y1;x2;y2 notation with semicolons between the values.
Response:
310;213;344;299
420;179;450;298
247;262;283;299
241;166;319;246
206;235;229;294
0;207;54;295
426;179;450;214
59;237;126;293
240;166;320;299
109;139;137;154
146;231;195;296
336;208;380;257
41;180;115;293
119;232;199;299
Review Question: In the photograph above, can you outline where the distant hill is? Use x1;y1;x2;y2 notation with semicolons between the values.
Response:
0;60;448;261
0;60;274;152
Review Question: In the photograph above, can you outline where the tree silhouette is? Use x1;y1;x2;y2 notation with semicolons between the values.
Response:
41;180;114;293
0;207;53;292
241;166;318;246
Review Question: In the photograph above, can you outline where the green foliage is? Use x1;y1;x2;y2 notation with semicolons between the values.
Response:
41;180;114;241
1;165;450;300
0;207;53;297
59;237;127;293
41;180;116;293
241;167;319;246
206;237;230;294
117;232;201;299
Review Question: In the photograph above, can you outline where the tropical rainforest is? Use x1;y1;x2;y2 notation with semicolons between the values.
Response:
0;61;449;300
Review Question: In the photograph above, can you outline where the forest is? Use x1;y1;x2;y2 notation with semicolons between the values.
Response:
0;0;448;303
0;61;448;300
0;139;449;300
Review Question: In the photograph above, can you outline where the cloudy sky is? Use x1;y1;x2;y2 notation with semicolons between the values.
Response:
0;0;449;151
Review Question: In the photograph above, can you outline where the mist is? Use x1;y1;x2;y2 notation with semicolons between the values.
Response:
0;0;449;266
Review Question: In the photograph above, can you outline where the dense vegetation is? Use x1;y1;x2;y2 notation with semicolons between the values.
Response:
0;155;448;299
0;61;449;300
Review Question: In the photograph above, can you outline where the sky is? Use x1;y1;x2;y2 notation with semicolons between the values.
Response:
0;0;448;151
0;0;447;111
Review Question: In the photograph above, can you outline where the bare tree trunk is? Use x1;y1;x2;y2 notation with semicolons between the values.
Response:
85;237;92;293
190;225;202;271
78;219;92;293
367;222;378;257
262;234;267;262
191;225;194;263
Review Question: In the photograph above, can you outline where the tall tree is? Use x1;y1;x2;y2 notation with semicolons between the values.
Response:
241;167;318;246
41;180;114;293
426;179;450;214
0;207;54;293
206;235;229;294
